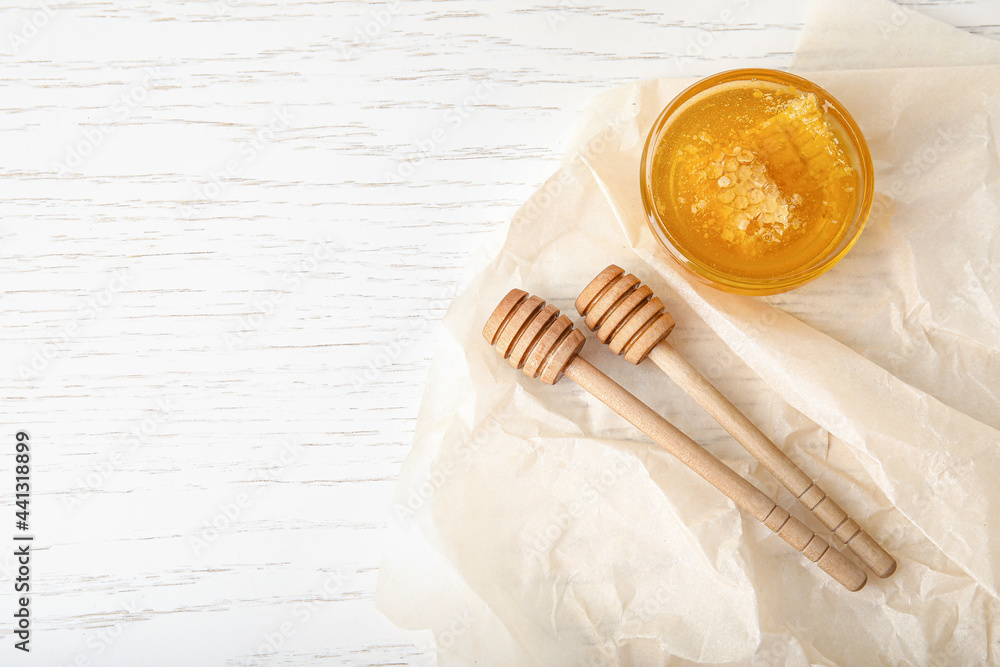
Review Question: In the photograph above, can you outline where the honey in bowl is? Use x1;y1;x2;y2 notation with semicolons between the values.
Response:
640;69;874;295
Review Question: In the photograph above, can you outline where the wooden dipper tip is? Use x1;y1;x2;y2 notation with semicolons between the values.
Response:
575;265;675;364
484;289;585;384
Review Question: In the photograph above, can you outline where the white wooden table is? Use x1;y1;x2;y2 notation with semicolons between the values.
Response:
0;1;995;665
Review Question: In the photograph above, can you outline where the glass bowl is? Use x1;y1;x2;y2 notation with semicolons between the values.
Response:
640;68;874;296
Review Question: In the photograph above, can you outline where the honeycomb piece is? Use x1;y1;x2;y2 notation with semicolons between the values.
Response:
698;146;798;246
748;93;853;193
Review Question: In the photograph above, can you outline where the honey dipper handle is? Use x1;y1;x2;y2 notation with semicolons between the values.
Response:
562;357;867;592
647;343;896;579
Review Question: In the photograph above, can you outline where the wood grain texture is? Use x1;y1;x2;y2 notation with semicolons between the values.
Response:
0;0;993;664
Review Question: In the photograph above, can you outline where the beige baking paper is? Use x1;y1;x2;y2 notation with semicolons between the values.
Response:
376;1;1000;664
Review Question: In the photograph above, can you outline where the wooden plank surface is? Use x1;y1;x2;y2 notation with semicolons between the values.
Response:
0;1;995;664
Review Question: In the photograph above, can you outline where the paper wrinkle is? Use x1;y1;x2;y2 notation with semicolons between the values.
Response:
377;1;1000;664
791;0;1000;71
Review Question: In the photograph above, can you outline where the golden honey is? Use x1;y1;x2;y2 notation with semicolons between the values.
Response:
640;70;873;295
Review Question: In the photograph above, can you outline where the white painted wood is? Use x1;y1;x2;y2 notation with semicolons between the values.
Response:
0;0;993;664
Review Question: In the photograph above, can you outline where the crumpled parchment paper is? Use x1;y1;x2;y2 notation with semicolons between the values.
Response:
376;1;1000;664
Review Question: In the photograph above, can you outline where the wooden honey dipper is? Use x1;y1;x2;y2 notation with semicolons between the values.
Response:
484;289;868;592
575;265;896;579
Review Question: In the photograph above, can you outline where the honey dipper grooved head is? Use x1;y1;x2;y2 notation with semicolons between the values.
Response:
575;265;675;365
483;289;585;384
